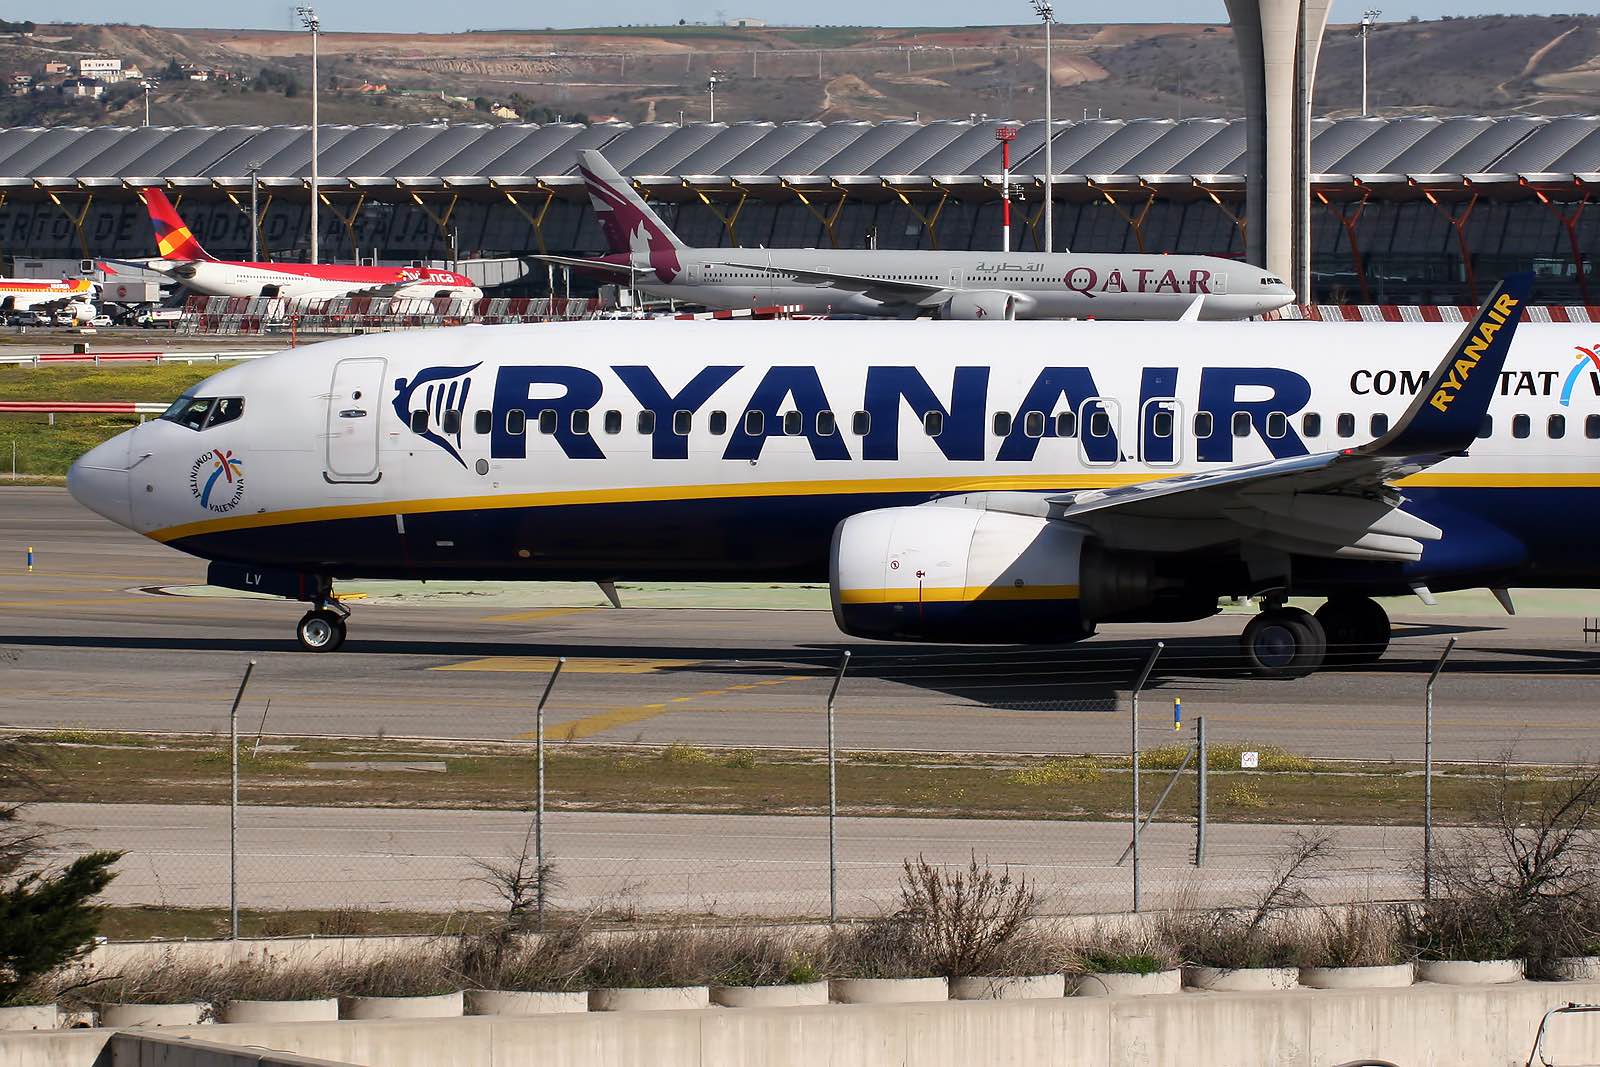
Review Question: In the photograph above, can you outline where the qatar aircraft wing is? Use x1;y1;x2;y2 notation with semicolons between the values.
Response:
717;260;948;306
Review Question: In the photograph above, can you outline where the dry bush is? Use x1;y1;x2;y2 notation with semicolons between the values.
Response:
1409;759;1600;974
894;854;1046;977
698;928;827;987
822;918;932;979
458;921;594;993
1165;830;1333;969
581;929;716;989
324;947;463;998
1068;924;1181;976
1302;905;1404;969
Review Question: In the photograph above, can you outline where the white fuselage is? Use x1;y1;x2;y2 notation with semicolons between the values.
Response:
151;260;484;303
628;251;1294;320
68;319;1600;598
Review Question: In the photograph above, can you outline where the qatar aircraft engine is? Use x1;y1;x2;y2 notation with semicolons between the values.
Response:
70;274;1589;673
535;149;1296;321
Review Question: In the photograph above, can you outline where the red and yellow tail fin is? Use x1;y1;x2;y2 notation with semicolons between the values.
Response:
140;187;213;262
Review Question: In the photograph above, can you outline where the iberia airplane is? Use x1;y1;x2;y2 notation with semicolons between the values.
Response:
69;273;1586;674
0;276;97;322
134;187;484;303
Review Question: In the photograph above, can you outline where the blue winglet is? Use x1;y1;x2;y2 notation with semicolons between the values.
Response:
1366;272;1534;457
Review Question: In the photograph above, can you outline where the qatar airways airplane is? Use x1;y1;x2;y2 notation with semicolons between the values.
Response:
68;273;1600;674
132;188;483;303
536;150;1296;321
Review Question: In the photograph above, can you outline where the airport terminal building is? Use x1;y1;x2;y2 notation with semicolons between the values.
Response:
0;115;1594;305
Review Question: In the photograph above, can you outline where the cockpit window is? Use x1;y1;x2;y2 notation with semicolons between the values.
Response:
160;396;244;432
206;397;245;429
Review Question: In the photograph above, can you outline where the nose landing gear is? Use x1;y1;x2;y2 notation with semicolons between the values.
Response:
296;595;350;653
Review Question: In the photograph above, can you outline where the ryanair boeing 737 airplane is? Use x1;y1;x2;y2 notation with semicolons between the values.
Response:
68;274;1594;674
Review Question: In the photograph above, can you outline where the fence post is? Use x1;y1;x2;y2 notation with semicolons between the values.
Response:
1129;642;1164;913
227;660;256;940
1423;638;1455;901
826;649;851;923
534;657;565;930
1195;715;1208;866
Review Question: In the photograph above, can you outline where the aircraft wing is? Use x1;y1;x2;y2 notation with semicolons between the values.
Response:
719;260;949;306
529;254;641;279
960;273;1534;563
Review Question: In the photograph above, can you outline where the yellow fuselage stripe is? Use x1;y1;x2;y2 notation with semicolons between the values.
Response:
838;583;1081;605
149;471;1600;544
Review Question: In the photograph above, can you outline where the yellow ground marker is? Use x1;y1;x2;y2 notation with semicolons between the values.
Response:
520;674;810;741
479;607;591;624
432;656;697;674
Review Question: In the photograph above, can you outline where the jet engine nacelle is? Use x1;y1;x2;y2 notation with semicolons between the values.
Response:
66;301;96;324
939;290;1015;321
832;505;1174;643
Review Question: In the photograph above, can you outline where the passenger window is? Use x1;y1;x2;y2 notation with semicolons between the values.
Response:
674;410;692;436
1265;412;1286;440
571;410;590;435
745;410;765;436
1152;410;1173;439
992;412;1012;437
638;411;656;434
1549;414;1566;440
852;411;871;435
410;409;429;433
206;398;245;429
1301;413;1321;438
538;409;558;435
783;410;803;436
1478;415;1493;439
1370;414;1389;436
1024;411;1045;438
1588;414;1600;440
1193;412;1212;439
474;410;491;435
923;411;944;437
505;409;525;436
1232;411;1251;438
817;411;837;436
442;410;461;435
604;410;622;435
1089;410;1111;438
1056;411;1077;438
709;410;728;435
1337;413;1355;438
1512;414;1530;439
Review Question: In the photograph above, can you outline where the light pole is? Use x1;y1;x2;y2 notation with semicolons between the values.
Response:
296;6;321;264
996;125;1017;253
142;80;154;126
1358;10;1381;117
1031;0;1054;253
247;160;261;261
707;73;720;122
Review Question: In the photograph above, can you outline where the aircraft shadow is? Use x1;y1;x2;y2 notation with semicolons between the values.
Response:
5;629;1598;714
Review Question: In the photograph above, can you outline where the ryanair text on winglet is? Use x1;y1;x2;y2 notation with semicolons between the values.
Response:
1429;292;1522;413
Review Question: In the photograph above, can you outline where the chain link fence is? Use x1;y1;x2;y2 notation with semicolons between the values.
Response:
30;634;1600;931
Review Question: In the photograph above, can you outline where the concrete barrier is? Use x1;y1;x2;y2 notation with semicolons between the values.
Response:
109;1032;360;1066
4;980;1598;1067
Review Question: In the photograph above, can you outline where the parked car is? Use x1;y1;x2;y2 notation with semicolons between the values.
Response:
89;315;112;328
12;310;46;327
136;308;183;328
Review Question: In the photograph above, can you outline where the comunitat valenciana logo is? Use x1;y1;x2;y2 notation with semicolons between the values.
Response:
189;448;245;513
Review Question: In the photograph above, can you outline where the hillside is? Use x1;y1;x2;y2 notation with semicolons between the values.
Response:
0;15;1594;130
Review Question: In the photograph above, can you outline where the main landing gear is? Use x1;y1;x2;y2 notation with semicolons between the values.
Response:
1240;596;1390;677
296;595;351;653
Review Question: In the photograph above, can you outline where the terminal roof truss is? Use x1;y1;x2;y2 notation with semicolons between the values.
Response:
0;115;1594;206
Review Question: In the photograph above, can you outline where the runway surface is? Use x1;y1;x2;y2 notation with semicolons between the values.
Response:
33;801;1421;917
3;487;1599;764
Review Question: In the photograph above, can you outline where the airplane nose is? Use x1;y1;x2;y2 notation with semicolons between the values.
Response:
68;431;135;529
